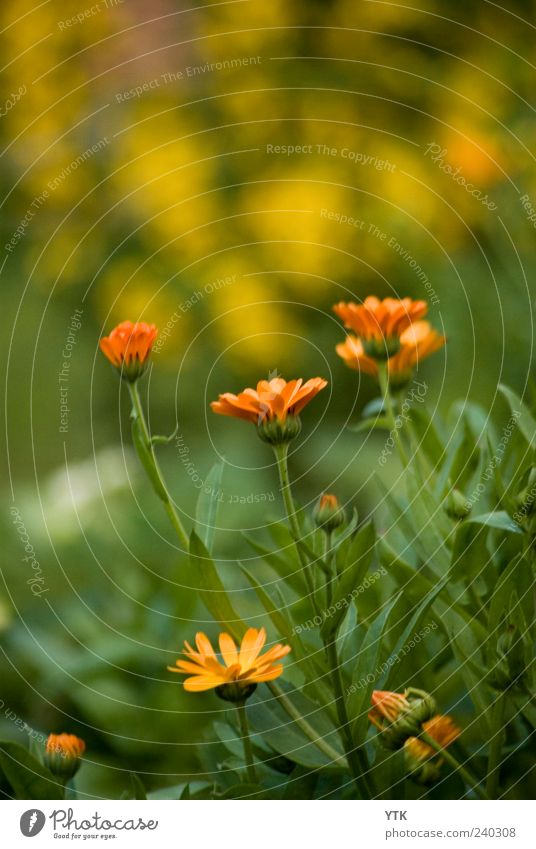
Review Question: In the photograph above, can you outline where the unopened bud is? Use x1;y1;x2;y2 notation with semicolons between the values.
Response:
445;488;472;521
44;734;85;781
314;494;345;533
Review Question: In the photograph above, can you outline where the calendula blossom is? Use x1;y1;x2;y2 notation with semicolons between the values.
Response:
336;321;445;387
168;628;291;701
99;320;158;382
405;715;461;763
369;688;437;747
333;296;428;358
211;376;327;444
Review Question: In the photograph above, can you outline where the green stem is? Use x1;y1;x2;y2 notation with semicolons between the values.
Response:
377;362;409;467
236;700;258;784
274;443;302;541
267;681;348;767
420;731;489;799
486;691;507;798
273;443;319;609
127;381;189;549
323;531;334;610
325;636;374;798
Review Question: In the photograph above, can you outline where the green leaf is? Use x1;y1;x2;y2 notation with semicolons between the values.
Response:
407;404;445;470
348;417;391;433
468;511;522;534
219;783;263;799
499;385;535;448
248;686;345;770
127;772;147;800
377;537;435;599
188;531;245;640
195;459;225;551
244;530;304;596
322;522;376;639
239;562;295;641
131;417;168;501
347;593;401;743
0;741;62;800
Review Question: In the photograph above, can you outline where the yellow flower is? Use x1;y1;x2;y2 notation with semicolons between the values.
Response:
168;628;291;701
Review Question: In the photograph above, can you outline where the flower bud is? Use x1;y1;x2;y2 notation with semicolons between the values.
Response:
44;734;85;782
257;414;302;446
314;494;345;533
444;488;472;521
491;620;530;690
369;688;437;749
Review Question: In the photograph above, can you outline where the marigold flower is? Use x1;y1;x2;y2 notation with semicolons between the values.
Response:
44;733;85;781
211;376;327;444
369;688;437;748
168;627;291;701
405;715;461;763
99;320;158;382
336;321;445;387
369;690;410;728
333;296;428;359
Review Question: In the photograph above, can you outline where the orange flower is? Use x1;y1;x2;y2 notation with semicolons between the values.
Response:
336;335;378;377
99;320;158;381
368;690;410;729
168;628;291;700
333;296;428;358
336;322;445;387
44;734;85;780
211;376;327;444
405;715;461;762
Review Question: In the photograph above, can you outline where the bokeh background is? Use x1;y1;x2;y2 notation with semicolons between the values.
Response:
1;0;535;797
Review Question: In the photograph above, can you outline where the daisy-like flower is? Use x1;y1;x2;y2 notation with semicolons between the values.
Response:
211;376;327;445
336;321;445;388
168;628;291;702
405;715;461;763
99;320;158;382
333;296;428;359
44;733;85;781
